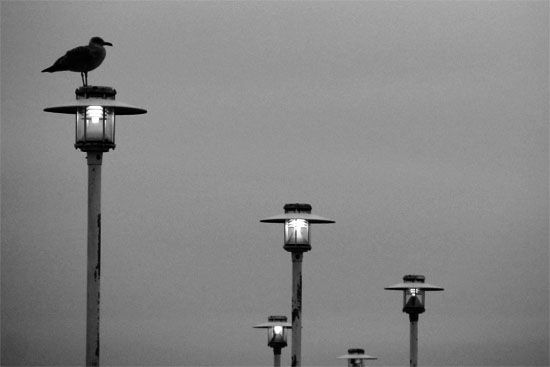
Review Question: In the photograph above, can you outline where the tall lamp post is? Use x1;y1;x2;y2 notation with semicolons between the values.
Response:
337;348;377;367
44;86;146;367
385;275;443;367
254;315;292;367
261;203;334;367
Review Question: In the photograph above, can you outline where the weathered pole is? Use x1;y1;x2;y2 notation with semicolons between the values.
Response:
86;151;102;367
273;347;282;367
291;251;304;367
409;313;419;367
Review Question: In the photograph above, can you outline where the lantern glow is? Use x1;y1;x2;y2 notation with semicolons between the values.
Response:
87;106;103;124
285;218;309;245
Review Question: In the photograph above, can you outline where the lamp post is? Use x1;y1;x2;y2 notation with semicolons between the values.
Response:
44;86;146;367
261;203;334;367
337;348;377;367
385;275;443;367
254;315;292;367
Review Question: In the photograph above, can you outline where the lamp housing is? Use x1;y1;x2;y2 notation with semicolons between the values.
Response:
337;348;377;367
253;315;291;350
385;275;444;315
44;86;147;152
260;203;334;252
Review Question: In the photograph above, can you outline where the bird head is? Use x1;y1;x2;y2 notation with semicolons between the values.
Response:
90;37;113;47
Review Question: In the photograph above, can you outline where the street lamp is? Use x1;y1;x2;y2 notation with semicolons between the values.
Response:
385;275;443;367
44;85;146;367
337;348;377;367
261;203;334;367
254;315;292;367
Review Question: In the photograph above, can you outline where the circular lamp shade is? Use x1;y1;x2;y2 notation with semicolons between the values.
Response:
338;348;377;367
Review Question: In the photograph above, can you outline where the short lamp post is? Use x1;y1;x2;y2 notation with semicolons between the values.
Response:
44;86;146;367
254;315;292;367
385;275;443;367
337;348;377;367
261;203;334;367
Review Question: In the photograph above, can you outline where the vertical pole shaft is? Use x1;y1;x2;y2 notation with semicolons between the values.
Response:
273;348;281;367
86;152;103;367
409;316;418;367
291;252;303;367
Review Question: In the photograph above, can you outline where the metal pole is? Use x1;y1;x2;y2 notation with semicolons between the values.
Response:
291;252;303;367
273;347;281;367
86;152;102;367
409;314;419;367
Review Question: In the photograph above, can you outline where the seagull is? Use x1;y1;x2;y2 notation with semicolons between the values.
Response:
42;37;113;87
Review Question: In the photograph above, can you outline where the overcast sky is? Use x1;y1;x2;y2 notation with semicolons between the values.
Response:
1;1;548;366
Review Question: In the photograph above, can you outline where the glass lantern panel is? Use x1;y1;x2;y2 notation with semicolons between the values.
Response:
268;326;287;347
404;288;425;308
285;219;309;245
349;359;363;367
103;107;115;143
85;106;105;141
76;108;86;143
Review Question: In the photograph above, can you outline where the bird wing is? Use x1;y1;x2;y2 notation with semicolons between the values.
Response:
61;46;95;72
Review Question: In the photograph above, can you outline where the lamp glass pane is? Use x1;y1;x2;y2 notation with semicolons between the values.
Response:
268;326;287;347
404;288;425;308
85;106;105;141
103;107;115;143
76;108;86;143
285;219;309;245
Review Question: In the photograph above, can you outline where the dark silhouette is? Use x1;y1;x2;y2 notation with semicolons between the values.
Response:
42;37;113;87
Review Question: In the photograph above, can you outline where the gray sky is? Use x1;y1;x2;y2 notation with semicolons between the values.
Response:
1;1;548;366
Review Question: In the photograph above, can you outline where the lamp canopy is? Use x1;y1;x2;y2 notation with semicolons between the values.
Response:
253;315;292;329
337;348;377;360
44;86;147;115
260;203;334;223
385;274;444;291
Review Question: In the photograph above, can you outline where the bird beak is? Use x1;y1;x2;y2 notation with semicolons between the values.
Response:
103;41;113;47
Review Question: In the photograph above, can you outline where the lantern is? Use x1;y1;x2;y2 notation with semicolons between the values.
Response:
385;275;443;315
260;203;334;252
337;348;377;367
44;86;146;152
254;315;292;350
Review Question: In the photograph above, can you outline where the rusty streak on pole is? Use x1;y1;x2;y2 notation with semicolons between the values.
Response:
86;151;102;367
291;251;303;367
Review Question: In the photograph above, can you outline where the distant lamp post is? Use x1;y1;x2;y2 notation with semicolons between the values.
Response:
44;86;146;367
254;315;292;367
385;275;443;367
337;348;377;367
261;203;334;367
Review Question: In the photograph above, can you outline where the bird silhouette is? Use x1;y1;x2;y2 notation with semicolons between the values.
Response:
42;37;113;87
